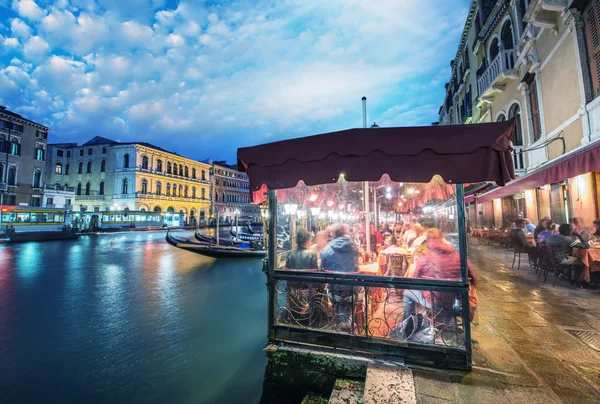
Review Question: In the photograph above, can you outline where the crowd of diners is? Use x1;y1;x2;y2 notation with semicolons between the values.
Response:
281;220;477;336
508;217;600;285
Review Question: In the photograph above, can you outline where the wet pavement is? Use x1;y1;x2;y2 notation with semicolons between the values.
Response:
414;244;600;403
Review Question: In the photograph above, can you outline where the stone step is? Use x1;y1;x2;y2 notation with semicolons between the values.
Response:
302;392;329;404
329;379;365;404
363;362;417;404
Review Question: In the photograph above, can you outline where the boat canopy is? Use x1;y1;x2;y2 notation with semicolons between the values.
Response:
237;120;516;202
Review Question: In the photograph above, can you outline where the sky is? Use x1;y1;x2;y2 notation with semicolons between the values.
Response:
0;0;470;163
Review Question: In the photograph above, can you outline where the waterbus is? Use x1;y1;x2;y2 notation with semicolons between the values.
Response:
0;205;72;233
74;210;169;231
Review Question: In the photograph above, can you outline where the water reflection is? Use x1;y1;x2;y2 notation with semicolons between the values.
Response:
1;231;267;403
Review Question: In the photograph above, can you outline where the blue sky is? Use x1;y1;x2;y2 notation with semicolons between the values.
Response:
0;0;469;162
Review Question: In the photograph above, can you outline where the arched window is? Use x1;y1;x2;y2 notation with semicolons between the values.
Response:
85;182;91;195
167;183;171;196
78;162;83;174
122;178;128;194
101;160;106;172
173;184;178;197
76;183;82;195
35;145;45;161
142;156;149;170
167;207;175;213
179;165;183;176
33;170;42;188
500;20;514;50
508;104;524;146
156;181;162;195
10;139;20;156
192;168;196;179
154;206;162;212
157;160;163;172
7;166;16;185
99;181;105;195
87;161;92;173
141;179;148;194
496;113;506;122
55;163;63;175
489;37;499;61
167;162;172;174
184;185;188;197
123;154;130;168
192;187;196;198
179;185;183;197
201;188;206;199
185;166;189;177
65;163;70;175
222;192;225;202
202;170;206;181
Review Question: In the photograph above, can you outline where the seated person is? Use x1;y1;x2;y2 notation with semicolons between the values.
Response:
403;229;477;321
310;230;331;266
409;225;426;249
592;219;600;240
509;219;537;255
377;236;407;276
283;229;320;324
524;218;536;234
537;221;554;244
321;223;359;272
534;218;550;242
545;223;590;273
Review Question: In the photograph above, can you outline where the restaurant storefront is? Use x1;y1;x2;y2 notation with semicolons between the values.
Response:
238;121;515;369
473;141;600;231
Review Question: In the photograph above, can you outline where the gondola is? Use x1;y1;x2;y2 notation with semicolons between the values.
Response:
194;229;253;248
166;231;265;258
230;227;263;242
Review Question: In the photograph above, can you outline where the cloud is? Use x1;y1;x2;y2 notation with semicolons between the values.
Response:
0;0;470;162
12;0;46;21
10;18;31;40
23;36;50;62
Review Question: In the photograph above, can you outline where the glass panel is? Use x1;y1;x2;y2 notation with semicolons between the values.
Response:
274;175;465;282
274;279;466;348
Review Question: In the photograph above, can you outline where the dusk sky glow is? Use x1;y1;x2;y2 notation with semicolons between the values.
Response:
0;0;469;162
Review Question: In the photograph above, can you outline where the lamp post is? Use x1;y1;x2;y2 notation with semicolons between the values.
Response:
283;202;298;249
260;204;269;248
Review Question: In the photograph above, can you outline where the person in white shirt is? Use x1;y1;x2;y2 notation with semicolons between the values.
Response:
402;220;418;245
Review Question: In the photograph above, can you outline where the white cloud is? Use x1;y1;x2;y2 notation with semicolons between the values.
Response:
12;0;46;21
165;33;185;47
23;36;50;63
10;18;31;40
3;37;20;48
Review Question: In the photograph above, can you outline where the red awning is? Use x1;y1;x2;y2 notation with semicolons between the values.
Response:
464;183;493;204
477;140;600;203
237;121;516;201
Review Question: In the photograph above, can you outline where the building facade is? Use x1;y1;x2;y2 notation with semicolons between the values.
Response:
439;0;600;230
0;106;49;207
45;136;211;226
210;161;259;224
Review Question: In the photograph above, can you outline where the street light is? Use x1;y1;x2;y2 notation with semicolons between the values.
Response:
283;202;298;249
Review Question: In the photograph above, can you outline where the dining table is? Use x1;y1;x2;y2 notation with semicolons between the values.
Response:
572;245;600;283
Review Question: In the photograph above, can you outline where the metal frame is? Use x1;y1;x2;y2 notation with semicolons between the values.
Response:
264;185;472;370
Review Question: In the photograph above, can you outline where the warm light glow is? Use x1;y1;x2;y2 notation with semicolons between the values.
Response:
386;186;391;192
339;204;345;210
397;202;403;206
309;194;318;202
385;193;392;199
415;190;420;194
296;209;306;218
327;200;334;207
525;189;533;202
407;188;415;195
310;207;321;216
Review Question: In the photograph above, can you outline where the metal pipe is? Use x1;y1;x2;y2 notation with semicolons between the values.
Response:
362;97;371;252
362;97;367;129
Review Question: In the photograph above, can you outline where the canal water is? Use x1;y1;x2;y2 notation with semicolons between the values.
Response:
0;231;268;403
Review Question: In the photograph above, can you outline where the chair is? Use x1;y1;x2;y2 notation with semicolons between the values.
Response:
508;233;531;271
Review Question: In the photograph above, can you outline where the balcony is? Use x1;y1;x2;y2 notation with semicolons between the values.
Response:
513;147;525;172
476;49;517;99
0;183;7;191
113;192;211;202
76;195;105;201
44;184;75;193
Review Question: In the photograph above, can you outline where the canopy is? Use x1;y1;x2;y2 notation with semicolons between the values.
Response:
238;121;516;202
477;140;600;203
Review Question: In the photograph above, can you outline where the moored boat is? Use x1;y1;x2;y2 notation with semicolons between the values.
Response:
166;231;265;258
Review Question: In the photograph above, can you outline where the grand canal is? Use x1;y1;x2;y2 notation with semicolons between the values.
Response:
0;231;267;403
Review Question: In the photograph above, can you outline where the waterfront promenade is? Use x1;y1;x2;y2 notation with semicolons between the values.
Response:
412;244;600;403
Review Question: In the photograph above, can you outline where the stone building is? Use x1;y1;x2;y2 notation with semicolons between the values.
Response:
209;160;259;224
0;106;49;206
439;0;600;229
45;136;211;225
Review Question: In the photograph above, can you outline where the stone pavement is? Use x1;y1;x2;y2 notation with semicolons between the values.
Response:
413;244;600;403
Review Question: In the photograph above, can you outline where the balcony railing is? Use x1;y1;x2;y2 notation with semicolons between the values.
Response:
114;167;211;184
513;147;525;171
44;184;76;193
76;195;105;201
113;192;211;202
476;49;516;97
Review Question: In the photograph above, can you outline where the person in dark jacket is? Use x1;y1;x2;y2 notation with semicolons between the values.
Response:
321;224;359;272
286;228;318;270
509;219;537;254
544;224;589;268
